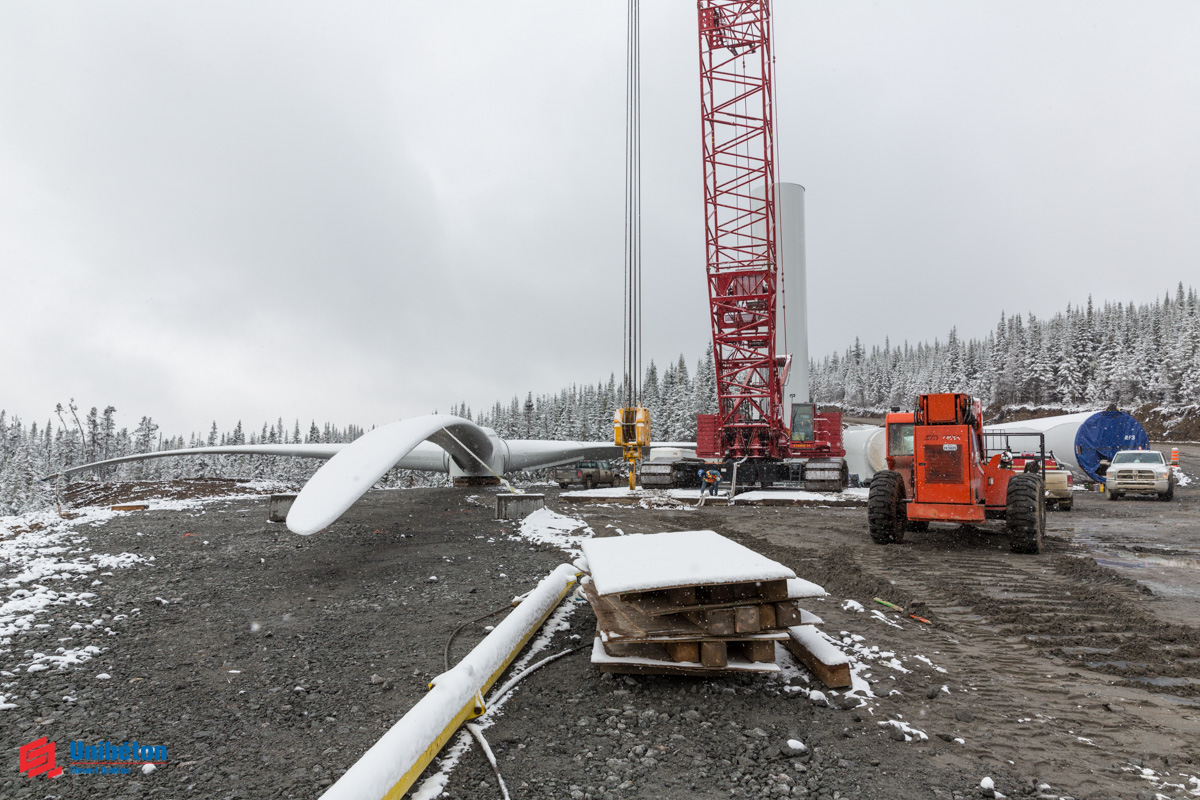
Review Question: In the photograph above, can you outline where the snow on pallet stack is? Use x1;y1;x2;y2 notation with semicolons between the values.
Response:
577;530;850;687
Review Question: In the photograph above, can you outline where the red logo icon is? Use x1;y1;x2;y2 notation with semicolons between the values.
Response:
19;737;64;779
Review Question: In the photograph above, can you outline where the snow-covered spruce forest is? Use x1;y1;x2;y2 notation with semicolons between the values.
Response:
0;353;718;514
3;285;1198;514
812;285;1200;410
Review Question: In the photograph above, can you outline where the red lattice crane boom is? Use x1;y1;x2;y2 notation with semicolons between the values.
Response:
697;1;786;459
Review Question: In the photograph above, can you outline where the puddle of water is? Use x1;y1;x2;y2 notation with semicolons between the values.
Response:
1137;554;1200;571
1026;632;1137;641
1094;557;1146;569
1125;675;1200;687
1085;660;1148;670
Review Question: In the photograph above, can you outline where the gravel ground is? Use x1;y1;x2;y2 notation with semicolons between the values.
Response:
2;459;1198;800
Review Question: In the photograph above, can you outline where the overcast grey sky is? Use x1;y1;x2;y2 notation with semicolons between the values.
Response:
2;2;1198;436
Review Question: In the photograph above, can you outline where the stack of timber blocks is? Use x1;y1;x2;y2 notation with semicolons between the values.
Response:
577;530;850;687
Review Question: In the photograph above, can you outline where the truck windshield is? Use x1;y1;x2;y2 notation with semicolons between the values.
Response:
1111;451;1163;464
889;423;914;456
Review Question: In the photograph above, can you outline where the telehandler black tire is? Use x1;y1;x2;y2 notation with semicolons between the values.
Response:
868;471;906;545
1007;473;1045;554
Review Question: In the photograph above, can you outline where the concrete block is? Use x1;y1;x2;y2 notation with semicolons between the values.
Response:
495;493;545;520
268;494;297;523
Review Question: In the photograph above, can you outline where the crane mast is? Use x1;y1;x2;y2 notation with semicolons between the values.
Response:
697;0;786;459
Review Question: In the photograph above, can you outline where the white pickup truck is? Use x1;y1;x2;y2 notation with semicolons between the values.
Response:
1105;450;1175;501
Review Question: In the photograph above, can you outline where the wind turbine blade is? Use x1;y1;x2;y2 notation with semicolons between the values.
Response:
41;444;346;481
287;416;492;535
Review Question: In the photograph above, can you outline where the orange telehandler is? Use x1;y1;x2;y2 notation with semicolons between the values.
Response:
867;393;1046;554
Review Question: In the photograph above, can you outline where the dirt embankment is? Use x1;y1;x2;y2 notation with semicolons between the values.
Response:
1131;404;1200;442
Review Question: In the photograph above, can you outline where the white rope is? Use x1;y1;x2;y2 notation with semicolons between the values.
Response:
465;724;511;800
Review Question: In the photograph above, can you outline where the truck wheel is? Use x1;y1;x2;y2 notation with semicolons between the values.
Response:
558;483;569;489
584;477;593;490
1160;482;1174;501
868;471;906;545
1007;473;1044;554
1107;489;1121;501
1061;497;1073;511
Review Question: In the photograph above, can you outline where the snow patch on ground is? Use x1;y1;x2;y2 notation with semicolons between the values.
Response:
831;628;947;710
515;508;593;556
732;488;867;504
1;485;281;710
1122;763;1200;796
879;718;929;742
869;609;903;629
561;487;639;499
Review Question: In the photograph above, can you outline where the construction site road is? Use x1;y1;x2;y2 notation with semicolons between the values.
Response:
1;452;1197;800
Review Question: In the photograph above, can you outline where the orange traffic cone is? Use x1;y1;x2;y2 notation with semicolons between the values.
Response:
1170;447;1179;467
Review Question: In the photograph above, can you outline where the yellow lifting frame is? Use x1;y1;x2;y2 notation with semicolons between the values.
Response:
613;406;650;490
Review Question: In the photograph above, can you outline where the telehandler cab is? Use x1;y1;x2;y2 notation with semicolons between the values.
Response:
867;393;1046;554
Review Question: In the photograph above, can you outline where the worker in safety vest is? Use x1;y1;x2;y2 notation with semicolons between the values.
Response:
698;468;722;497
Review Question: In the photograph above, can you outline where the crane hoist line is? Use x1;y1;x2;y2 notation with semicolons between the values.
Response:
613;0;650;490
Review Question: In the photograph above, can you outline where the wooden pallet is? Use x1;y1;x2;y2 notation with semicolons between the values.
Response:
601;636;778;667
590;637;780;676
785;625;851;689
621;579;789;611
589;582;796;636
578;530;847;683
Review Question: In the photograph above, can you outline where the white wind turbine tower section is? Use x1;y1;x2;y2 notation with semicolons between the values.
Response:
775;182;809;404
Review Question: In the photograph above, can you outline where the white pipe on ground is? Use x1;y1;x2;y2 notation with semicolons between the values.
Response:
319;563;579;800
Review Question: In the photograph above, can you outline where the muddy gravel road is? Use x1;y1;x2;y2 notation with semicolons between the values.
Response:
2;462;1198;800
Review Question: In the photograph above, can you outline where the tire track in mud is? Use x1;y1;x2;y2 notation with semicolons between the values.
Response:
593;500;1200;697
575;496;1200;794
817;534;1200;698
719;520;1200;794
